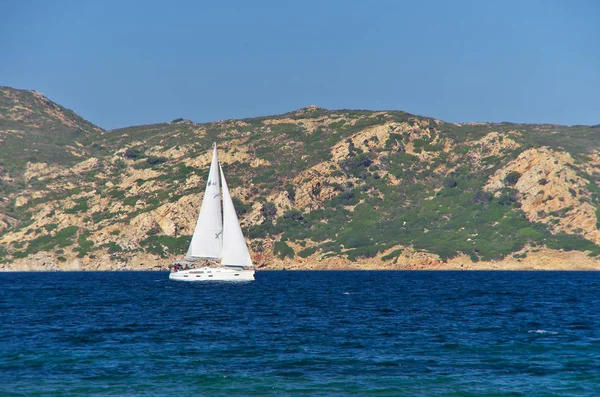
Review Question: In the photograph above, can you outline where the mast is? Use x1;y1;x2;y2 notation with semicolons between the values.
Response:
219;163;253;267
186;143;223;259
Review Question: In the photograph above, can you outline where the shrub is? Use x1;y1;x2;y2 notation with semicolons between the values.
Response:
12;241;25;249
443;178;458;189
285;184;296;202
283;209;303;222
274;241;295;259
347;246;379;261
547;233;600;255
338;232;371;249
232;196;250;215
311;183;322;197
330;189;359;207
108;189;126;200
251;240;264;253
385;133;403;150
43;223;58;232
74;233;94;258
381;249;403;261
412;138;428;148
298;246;317;258
107;242;121;254
140;235;189;257
260;202;277;221
25;226;79;254
146;156;167;166
124;148;143;159
123;195;140;206
340;153;373;177
64;199;89;214
246;223;273;239
504;171;521;186
497;189;519;206
472;190;493;205
91;211;108;223
55;226;79;242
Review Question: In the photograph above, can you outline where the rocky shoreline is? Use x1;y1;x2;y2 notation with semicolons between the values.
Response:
2;248;598;272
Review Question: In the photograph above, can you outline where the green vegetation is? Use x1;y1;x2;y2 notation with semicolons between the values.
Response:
123;195;140;206
74;231;94;258
140;235;189;257
504;171;522;186
106;242;121;254
298;246;317;258
64;198;89;214
124;148;143;159
10;226;80;258
274;240;295;259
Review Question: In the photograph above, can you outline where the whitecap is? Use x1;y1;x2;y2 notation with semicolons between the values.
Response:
528;329;558;335
342;292;350;295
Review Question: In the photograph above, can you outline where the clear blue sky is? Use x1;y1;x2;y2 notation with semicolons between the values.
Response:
2;0;599;130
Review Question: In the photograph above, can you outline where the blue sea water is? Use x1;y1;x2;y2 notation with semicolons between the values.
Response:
0;271;599;396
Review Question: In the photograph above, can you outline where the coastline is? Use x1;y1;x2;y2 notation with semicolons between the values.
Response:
2;248;599;272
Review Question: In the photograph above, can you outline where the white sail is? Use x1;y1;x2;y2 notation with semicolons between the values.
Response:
219;164;253;267
186;144;223;259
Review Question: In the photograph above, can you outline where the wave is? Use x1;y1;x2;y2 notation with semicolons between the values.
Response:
528;329;558;335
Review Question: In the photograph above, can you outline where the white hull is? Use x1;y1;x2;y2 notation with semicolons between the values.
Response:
169;266;254;282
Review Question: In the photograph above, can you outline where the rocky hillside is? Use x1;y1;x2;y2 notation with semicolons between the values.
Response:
1;87;600;271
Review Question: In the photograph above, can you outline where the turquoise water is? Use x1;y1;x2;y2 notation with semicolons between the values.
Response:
1;271;599;396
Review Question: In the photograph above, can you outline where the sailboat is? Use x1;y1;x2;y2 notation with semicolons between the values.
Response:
169;143;255;281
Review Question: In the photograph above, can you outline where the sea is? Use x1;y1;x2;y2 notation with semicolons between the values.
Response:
1;271;599;397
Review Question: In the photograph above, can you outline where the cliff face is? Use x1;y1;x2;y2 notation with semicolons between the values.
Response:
1;87;600;271
485;148;600;243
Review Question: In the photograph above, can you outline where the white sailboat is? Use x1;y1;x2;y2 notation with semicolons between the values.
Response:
169;144;255;281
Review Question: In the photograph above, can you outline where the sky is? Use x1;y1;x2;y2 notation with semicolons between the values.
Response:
1;0;599;130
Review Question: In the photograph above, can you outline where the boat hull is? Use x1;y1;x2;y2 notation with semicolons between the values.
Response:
169;266;254;281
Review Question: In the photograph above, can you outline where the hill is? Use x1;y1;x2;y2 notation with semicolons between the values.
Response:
1;88;600;271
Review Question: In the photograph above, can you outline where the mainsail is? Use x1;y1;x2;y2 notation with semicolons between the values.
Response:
186;144;223;259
